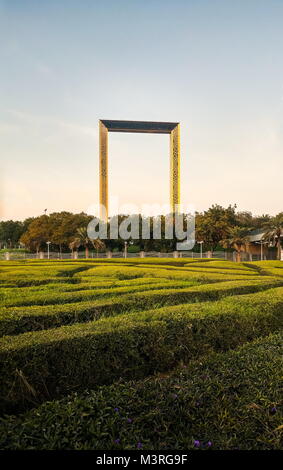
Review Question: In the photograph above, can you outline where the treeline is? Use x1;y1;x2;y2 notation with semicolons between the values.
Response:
0;205;282;256
0;212;93;253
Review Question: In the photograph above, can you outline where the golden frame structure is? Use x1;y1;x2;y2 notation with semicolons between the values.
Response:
99;119;180;221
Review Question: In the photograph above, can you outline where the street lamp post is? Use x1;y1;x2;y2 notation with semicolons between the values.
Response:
198;240;204;258
124;241;133;258
46;241;51;260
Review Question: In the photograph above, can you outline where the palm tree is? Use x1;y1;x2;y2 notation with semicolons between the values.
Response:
71;227;105;259
262;213;283;260
69;239;80;258
221;227;250;262
92;238;105;257
74;227;92;258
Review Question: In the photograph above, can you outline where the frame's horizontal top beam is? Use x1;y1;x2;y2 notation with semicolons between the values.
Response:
100;119;179;134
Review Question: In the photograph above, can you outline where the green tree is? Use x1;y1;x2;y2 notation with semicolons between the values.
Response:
71;226;105;258
20;216;51;253
262;212;283;260
92;238;105;257
235;211;254;228
48;212;92;254
69;239;80;257
220;227;250;262
251;214;271;229
196;204;237;253
0;220;28;248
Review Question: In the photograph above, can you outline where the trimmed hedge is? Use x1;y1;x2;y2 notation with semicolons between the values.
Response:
184;260;254;271
0;287;282;413
0;264;93;286
0;279;199;308
1;278;282;336
0;259;270;288
78;265;260;282
0;333;282;450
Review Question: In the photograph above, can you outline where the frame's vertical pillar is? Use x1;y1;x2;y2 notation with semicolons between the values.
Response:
99;120;108;222
170;124;180;213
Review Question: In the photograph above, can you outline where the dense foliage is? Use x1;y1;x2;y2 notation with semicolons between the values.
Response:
0;332;282;450
0;258;282;449
0;206;282;256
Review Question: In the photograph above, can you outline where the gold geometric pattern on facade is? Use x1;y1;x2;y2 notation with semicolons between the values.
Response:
99;120;180;221
170;123;180;211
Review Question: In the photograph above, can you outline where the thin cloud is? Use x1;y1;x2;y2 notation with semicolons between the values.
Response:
0;123;21;134
6;109;98;139
36;62;56;79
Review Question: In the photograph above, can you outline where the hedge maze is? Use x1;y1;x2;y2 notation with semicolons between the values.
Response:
0;258;282;449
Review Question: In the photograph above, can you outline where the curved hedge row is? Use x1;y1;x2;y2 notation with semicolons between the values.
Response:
0;287;282;414
0;332;281;450
1;278;282;336
0;279;199;308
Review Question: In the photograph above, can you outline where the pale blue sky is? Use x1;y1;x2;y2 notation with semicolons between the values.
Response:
0;0;282;219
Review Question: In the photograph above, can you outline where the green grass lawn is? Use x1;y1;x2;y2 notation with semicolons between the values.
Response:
0;258;282;449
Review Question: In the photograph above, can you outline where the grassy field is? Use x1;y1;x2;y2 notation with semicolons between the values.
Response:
0;258;282;450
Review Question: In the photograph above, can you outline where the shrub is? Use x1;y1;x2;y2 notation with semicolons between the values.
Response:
1;278;281;336
0;287;282;413
0;333;282;450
